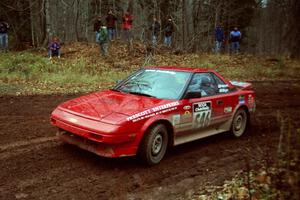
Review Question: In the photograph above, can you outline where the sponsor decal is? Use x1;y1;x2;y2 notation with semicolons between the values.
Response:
183;110;192;118
183;111;192;117
248;94;256;112
248;94;254;105
218;84;229;93
194;101;211;112
183;105;191;110
127;101;179;122
172;115;181;125
219;88;229;93
193;101;212;129
238;95;245;104
218;84;228;88
224;107;233;113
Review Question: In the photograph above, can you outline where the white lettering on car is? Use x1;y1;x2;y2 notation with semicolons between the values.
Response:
218;84;228;88
192;101;212;129
219;88;229;93
127;101;179;122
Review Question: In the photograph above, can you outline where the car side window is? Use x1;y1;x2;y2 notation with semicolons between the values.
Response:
187;73;218;97
211;74;232;94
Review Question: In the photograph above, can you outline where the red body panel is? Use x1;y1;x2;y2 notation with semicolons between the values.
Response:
50;66;255;158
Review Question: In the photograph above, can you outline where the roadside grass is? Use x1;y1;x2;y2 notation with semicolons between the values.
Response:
1;42;300;95
0;50;132;94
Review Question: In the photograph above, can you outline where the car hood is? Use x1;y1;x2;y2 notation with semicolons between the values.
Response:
58;90;173;124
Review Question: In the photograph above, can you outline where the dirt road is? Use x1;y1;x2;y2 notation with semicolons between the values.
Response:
1;81;299;200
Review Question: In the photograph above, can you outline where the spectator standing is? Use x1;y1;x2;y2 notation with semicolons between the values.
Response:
106;10;117;41
164;17;174;47
94;17;102;43
98;25;109;56
48;37;61;59
122;10;133;47
0;19;9;52
230;27;242;54
149;17;161;46
214;25;224;53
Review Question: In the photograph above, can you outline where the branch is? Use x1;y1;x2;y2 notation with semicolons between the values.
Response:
0;0;39;12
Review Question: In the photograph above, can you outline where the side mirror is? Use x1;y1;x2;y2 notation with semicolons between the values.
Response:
183;91;202;99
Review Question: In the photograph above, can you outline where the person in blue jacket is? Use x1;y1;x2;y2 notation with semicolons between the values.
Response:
230;27;242;54
214;25;224;53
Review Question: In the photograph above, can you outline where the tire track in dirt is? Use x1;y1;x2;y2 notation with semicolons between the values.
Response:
0;136;58;159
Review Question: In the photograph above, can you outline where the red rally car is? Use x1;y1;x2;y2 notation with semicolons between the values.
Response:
51;66;256;165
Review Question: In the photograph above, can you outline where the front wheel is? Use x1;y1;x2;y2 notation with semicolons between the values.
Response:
139;124;168;165
230;108;248;137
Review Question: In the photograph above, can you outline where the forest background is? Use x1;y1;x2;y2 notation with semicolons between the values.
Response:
0;0;299;57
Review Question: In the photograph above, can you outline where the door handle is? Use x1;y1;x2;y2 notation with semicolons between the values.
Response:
216;100;223;105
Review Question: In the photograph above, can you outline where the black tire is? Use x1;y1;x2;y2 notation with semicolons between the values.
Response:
230;108;248;137
139;124;168;165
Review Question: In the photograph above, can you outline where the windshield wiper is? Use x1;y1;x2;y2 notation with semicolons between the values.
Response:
111;88;120;92
129;91;155;98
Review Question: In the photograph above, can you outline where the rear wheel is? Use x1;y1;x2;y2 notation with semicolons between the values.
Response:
231;108;248;137
139;124;168;165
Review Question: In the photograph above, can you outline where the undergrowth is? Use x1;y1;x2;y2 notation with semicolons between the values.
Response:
0;42;300;95
194;112;300;200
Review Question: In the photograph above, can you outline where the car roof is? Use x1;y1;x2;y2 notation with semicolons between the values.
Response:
144;66;216;73
144;66;233;87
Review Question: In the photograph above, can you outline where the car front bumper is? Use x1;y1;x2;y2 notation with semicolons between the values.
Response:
51;109;139;158
58;130;137;158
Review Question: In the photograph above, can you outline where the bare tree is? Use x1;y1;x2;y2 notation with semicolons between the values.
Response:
0;0;299;57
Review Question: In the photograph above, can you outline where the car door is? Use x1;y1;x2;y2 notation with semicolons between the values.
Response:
173;72;234;145
210;72;237;125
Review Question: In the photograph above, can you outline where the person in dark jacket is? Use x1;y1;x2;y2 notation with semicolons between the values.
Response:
164;17;174;47
214;25;224;53
94;17;102;43
48;37;61;59
0;19;9;52
149;17;161;46
106;10;117;41
230;27;242;54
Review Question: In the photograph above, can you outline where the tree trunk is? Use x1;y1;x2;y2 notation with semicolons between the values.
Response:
43;0;51;46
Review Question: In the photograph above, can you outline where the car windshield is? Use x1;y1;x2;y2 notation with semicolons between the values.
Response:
114;68;192;99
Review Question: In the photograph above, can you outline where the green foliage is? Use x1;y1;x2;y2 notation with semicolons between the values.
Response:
0;52;58;79
0;51;131;94
1;50;300;95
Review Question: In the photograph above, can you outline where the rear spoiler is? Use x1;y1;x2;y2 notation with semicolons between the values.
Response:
230;81;253;90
